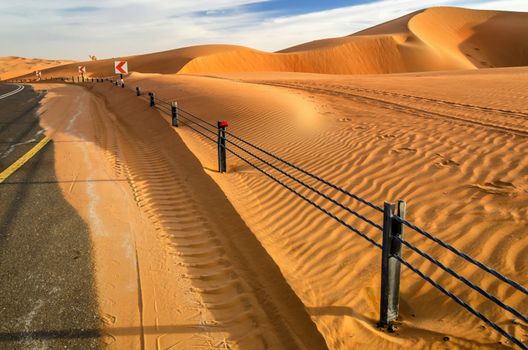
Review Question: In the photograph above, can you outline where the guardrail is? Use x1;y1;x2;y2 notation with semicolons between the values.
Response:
5;76;527;348
6;76;116;84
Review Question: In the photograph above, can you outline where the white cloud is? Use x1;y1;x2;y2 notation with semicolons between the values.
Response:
0;0;526;59
223;0;528;52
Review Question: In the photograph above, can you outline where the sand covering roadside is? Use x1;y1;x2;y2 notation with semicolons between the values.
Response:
26;67;527;349
123;68;527;349
9;4;527;349
33;83;327;349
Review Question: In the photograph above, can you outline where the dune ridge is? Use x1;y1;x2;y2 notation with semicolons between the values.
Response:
8;6;528;80
0;56;73;80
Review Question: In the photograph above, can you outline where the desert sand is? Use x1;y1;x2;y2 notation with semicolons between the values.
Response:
11;7;528;80
33;83;327;350
0;56;73;80
121;67;528;349
4;5;527;350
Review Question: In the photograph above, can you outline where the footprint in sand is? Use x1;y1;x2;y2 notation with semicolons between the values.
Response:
101;333;117;345
434;153;460;168
391;147;417;154
353;124;368;130
377;133;396;140
101;313;117;326
470;180;518;196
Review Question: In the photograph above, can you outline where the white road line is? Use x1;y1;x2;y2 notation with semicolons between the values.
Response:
0;84;24;100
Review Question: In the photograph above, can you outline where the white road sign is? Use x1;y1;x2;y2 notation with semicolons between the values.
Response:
114;61;128;74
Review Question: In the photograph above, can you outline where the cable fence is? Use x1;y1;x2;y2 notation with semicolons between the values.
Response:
139;86;527;349
7;76;527;348
144;86;527;349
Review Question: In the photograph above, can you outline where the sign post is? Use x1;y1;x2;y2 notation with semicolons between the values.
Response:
114;61;128;88
78;66;86;82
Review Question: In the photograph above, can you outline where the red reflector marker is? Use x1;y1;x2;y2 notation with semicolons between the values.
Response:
218;120;228;128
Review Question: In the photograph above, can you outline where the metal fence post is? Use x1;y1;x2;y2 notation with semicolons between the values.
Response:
149;92;155;107
217;120;228;173
136;87;141;96
171;102;178;127
379;200;406;330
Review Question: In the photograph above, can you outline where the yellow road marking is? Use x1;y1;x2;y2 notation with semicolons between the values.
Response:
0;136;51;183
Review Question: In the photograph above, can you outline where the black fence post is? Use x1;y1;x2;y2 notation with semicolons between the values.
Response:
149;92;155;107
171;102;178;127
217;120;228;173
379;200;406;330
136;87;141;96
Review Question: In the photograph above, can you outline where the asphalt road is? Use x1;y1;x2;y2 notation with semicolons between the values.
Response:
0;84;102;349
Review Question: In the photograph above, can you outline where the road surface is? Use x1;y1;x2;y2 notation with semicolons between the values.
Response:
0;83;101;350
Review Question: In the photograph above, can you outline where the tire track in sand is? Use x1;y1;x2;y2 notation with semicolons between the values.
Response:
256;81;528;137
88;84;329;350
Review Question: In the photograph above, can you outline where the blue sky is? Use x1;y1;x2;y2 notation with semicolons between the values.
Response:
0;0;526;60
242;0;371;15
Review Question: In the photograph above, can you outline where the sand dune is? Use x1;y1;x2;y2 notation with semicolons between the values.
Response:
0;56;73;80
15;45;247;79
122;67;528;348
280;7;528;71
11;6;528;80
7;4;527;349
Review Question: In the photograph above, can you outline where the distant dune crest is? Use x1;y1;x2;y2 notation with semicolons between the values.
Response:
0;56;73;80
7;7;528;79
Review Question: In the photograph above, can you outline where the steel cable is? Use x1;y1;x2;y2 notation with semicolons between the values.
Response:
178;115;217;135
224;137;383;231
396;255;527;349
395;236;527;323
222;128;383;213
178;108;217;128
393;216;528;295
223;144;383;249
179;121;216;143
